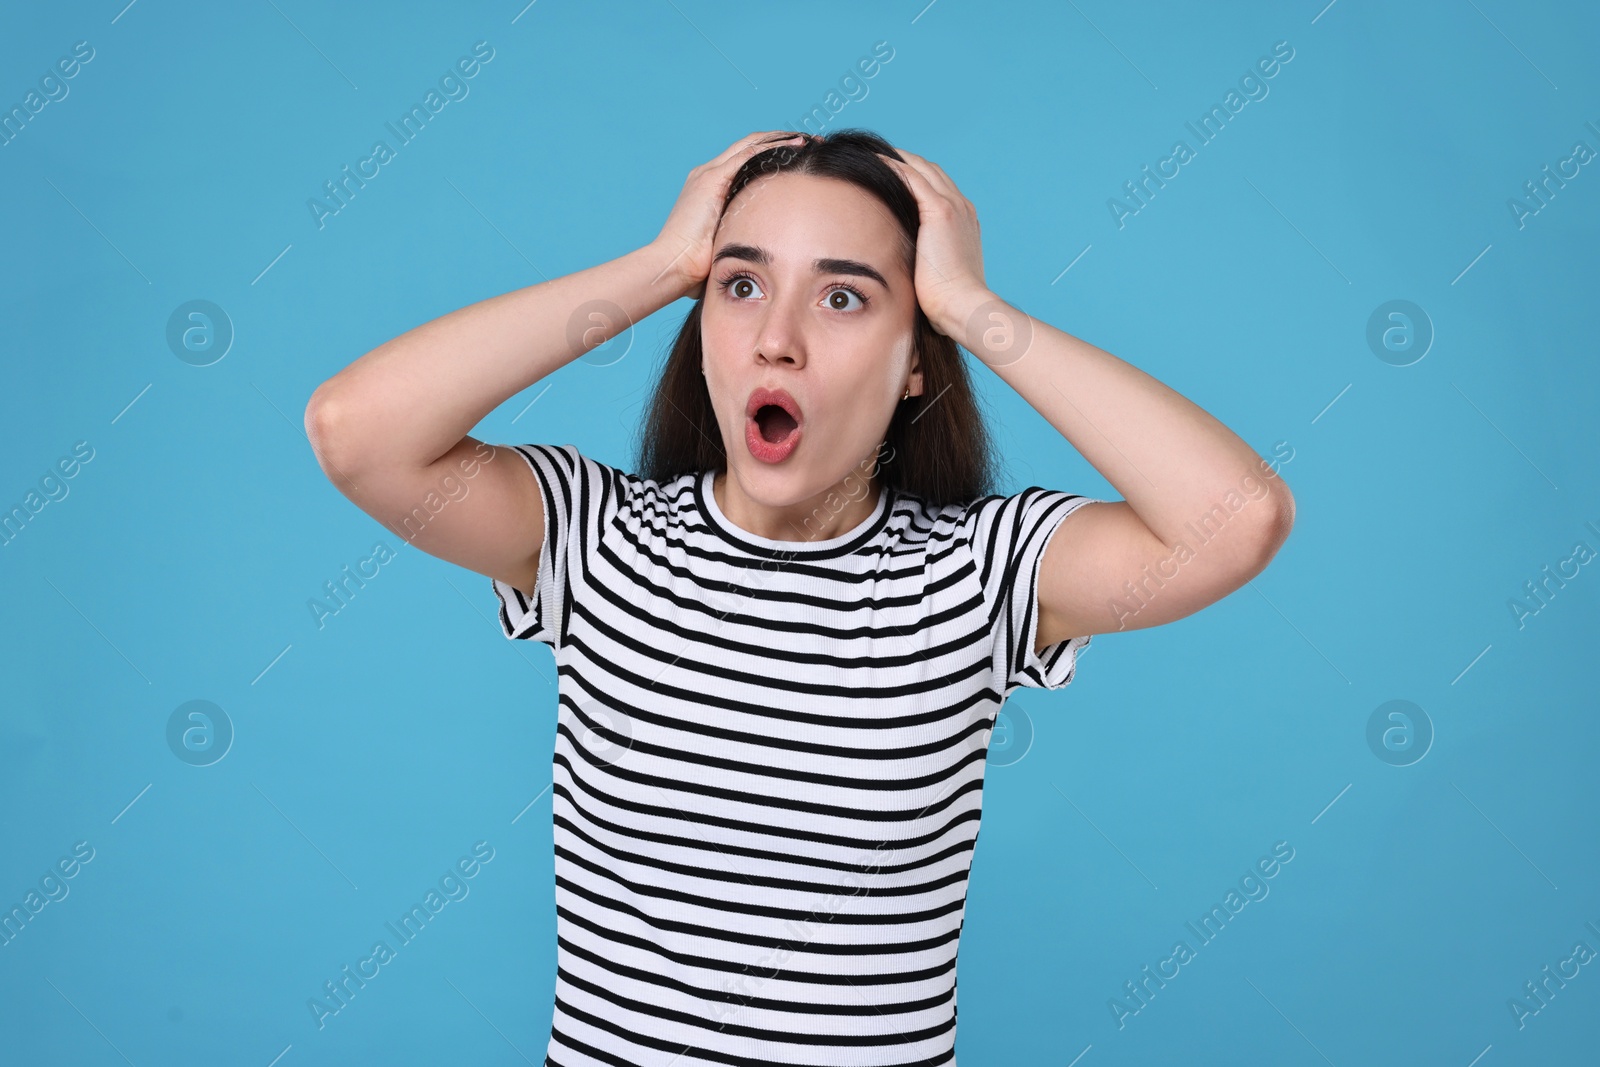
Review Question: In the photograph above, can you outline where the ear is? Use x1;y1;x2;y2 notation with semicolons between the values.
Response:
907;335;924;396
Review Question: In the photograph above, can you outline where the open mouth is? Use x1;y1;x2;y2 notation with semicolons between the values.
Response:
744;387;803;463
753;404;798;443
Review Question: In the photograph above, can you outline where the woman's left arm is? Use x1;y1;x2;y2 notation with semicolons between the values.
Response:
882;149;1295;646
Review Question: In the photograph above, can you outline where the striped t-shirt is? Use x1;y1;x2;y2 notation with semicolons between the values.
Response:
490;443;1101;1067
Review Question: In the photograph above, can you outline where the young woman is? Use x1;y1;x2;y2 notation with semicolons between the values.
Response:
306;128;1294;1066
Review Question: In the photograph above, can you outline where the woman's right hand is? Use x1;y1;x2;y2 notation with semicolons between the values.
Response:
651;130;806;301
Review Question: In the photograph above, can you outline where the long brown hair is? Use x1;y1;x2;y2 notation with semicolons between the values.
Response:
634;128;997;509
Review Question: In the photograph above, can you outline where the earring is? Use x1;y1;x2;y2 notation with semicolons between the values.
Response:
903;386;911;400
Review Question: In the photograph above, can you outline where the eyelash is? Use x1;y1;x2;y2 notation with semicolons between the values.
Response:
714;270;871;311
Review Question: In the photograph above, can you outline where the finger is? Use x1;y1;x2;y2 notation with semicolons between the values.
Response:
708;136;808;237
890;149;967;209
891;148;963;199
739;133;806;179
749;130;804;152
922;162;974;215
711;130;803;169
883;149;938;189
895;156;976;228
715;132;804;210
877;159;959;285
882;152;950;212
729;131;784;160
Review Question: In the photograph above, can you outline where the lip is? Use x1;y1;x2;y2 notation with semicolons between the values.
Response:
744;386;804;464
745;387;803;423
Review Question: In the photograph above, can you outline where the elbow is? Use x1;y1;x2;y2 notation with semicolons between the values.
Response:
1213;477;1295;583
1248;478;1296;569
304;383;362;478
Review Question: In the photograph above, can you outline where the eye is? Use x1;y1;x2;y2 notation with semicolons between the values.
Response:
714;271;871;312
716;271;764;300
825;284;869;311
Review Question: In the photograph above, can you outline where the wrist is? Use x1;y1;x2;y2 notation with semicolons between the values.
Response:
932;287;989;337
935;287;993;344
949;290;1034;369
641;238;699;303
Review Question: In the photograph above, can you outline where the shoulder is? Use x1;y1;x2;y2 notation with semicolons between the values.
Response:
529;446;705;535
875;487;1044;544
502;443;666;505
956;486;1096;541
934;486;1101;594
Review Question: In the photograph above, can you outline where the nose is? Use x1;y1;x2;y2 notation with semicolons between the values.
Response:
752;292;807;370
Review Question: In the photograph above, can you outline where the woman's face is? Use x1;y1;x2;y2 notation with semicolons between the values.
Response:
701;170;919;508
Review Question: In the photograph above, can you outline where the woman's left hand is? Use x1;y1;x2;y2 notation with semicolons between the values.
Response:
879;148;992;337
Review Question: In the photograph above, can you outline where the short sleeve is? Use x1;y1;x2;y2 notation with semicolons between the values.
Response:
489;443;620;648
960;487;1105;694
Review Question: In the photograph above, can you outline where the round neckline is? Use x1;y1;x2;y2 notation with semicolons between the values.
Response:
695;469;892;559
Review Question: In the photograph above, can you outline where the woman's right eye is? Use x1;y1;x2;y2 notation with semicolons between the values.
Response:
718;273;763;300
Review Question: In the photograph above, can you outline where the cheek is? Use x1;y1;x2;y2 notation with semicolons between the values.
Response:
700;315;741;372
817;372;888;430
888;329;915;371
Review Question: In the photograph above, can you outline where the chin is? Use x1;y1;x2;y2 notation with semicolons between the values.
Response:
727;458;818;507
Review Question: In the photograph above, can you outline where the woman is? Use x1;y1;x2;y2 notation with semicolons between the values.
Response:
306;128;1294;1065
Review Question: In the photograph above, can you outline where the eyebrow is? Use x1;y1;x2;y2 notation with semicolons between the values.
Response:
711;242;890;291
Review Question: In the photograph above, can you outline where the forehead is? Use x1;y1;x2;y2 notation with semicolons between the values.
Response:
717;172;907;270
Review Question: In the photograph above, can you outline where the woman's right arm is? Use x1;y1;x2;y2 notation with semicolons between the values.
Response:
305;131;803;594
303;240;692;595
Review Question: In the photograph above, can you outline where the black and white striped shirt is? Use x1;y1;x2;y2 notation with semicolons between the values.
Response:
490;443;1100;1067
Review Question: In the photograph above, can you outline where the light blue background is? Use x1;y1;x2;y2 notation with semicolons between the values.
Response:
3;1;1597;1064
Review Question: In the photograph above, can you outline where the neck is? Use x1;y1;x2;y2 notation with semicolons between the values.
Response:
712;468;882;543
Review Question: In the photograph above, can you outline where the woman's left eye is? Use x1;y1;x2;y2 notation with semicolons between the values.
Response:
824;285;867;311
